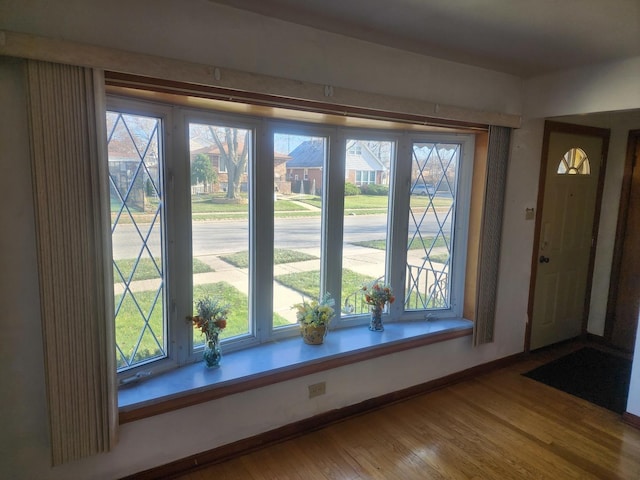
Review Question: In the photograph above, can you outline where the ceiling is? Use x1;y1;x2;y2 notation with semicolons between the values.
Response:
209;0;640;78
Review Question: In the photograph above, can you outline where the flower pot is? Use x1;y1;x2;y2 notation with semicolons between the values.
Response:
301;324;327;345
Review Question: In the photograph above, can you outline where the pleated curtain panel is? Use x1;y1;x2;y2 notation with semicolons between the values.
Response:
26;60;117;465
473;125;511;346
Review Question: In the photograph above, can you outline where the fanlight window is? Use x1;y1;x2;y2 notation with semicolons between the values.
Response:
557;147;590;175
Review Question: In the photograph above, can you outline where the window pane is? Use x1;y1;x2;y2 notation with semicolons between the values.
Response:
406;142;459;310
107;111;166;371
342;140;393;315
189;123;251;347
273;133;326;327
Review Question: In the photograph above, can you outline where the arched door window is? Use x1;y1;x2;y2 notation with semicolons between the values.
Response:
557;147;590;175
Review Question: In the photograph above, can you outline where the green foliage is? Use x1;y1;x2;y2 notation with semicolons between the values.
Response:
344;182;361;196
191;153;217;186
360;184;389;196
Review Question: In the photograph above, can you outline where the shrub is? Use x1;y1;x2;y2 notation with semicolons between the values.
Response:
344;182;361;196
361;184;389;196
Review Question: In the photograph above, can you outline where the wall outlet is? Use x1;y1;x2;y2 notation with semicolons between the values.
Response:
308;382;326;398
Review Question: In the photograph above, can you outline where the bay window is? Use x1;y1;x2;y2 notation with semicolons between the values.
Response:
108;96;476;381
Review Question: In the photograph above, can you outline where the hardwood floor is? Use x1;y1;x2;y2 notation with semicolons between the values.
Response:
175;343;640;479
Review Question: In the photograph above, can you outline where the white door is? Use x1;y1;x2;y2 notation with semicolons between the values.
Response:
530;126;608;350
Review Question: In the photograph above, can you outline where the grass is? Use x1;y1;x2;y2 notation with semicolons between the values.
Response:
275;269;376;302
192;282;253;341
113;193;454;224
352;236;449;251
116;281;289;369
192;210;323;221
114;257;212;284
115;289;164;369
190;196;318;221
192;195;308;212
425;253;449;264
220;249;318;268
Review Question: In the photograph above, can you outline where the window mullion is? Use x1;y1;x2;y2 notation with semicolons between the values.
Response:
323;131;346;315
170;107;194;365
389;135;412;319
254;120;274;342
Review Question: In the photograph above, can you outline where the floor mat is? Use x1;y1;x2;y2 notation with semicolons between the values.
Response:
523;347;632;414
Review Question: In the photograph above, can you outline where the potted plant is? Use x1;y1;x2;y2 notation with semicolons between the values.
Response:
189;296;229;367
362;281;395;331
293;293;335;345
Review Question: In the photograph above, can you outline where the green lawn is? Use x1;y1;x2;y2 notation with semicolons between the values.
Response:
114;257;212;284
115;289;164;369
192;282;289;344
114;193;453;224
192;195;308;213
116;281;289;370
352;236;449;251
220;248;318;268
274;269;376;303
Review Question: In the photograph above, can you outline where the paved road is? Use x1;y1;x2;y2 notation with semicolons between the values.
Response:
112;214;450;259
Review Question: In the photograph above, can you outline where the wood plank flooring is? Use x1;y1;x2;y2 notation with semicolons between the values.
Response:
175;343;640;479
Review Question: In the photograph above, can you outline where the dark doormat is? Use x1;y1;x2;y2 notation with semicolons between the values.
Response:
523;347;632;414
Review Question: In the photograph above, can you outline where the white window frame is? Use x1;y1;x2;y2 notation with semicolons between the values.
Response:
108;96;476;382
107;97;177;379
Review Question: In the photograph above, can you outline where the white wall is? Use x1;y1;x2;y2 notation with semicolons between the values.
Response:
522;67;640;416
0;0;637;478
0;0;522;116
524;56;640;118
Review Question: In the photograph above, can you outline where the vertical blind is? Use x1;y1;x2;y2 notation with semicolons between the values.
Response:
26;60;116;465
474;125;511;345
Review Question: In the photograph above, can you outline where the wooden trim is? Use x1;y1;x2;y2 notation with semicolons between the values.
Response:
525;120;610;351
542;120;611;138
0;30;521;129
622;412;640;430
119;327;472;423
525;122;552;352
604;130;640;341
105;72;487;131
581;127;610;336
120;351;524;480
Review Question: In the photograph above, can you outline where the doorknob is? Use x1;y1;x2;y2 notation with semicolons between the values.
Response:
539;255;550;264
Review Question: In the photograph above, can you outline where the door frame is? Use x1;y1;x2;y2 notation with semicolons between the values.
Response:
525;120;610;352
604;129;640;344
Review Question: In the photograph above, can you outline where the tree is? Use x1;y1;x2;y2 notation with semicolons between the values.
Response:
191;153;217;192
208;126;248;199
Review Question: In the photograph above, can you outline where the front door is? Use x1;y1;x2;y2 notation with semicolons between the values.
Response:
530;122;609;350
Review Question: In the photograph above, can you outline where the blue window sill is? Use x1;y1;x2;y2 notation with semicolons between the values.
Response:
118;318;473;422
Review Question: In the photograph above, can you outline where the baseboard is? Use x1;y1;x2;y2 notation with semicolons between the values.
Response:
622;412;640;430
120;352;524;480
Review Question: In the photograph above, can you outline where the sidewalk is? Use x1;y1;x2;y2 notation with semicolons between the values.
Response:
114;245;388;323
114;245;444;322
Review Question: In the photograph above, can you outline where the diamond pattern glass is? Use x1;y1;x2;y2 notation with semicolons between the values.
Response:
406;142;459;310
107;111;166;371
